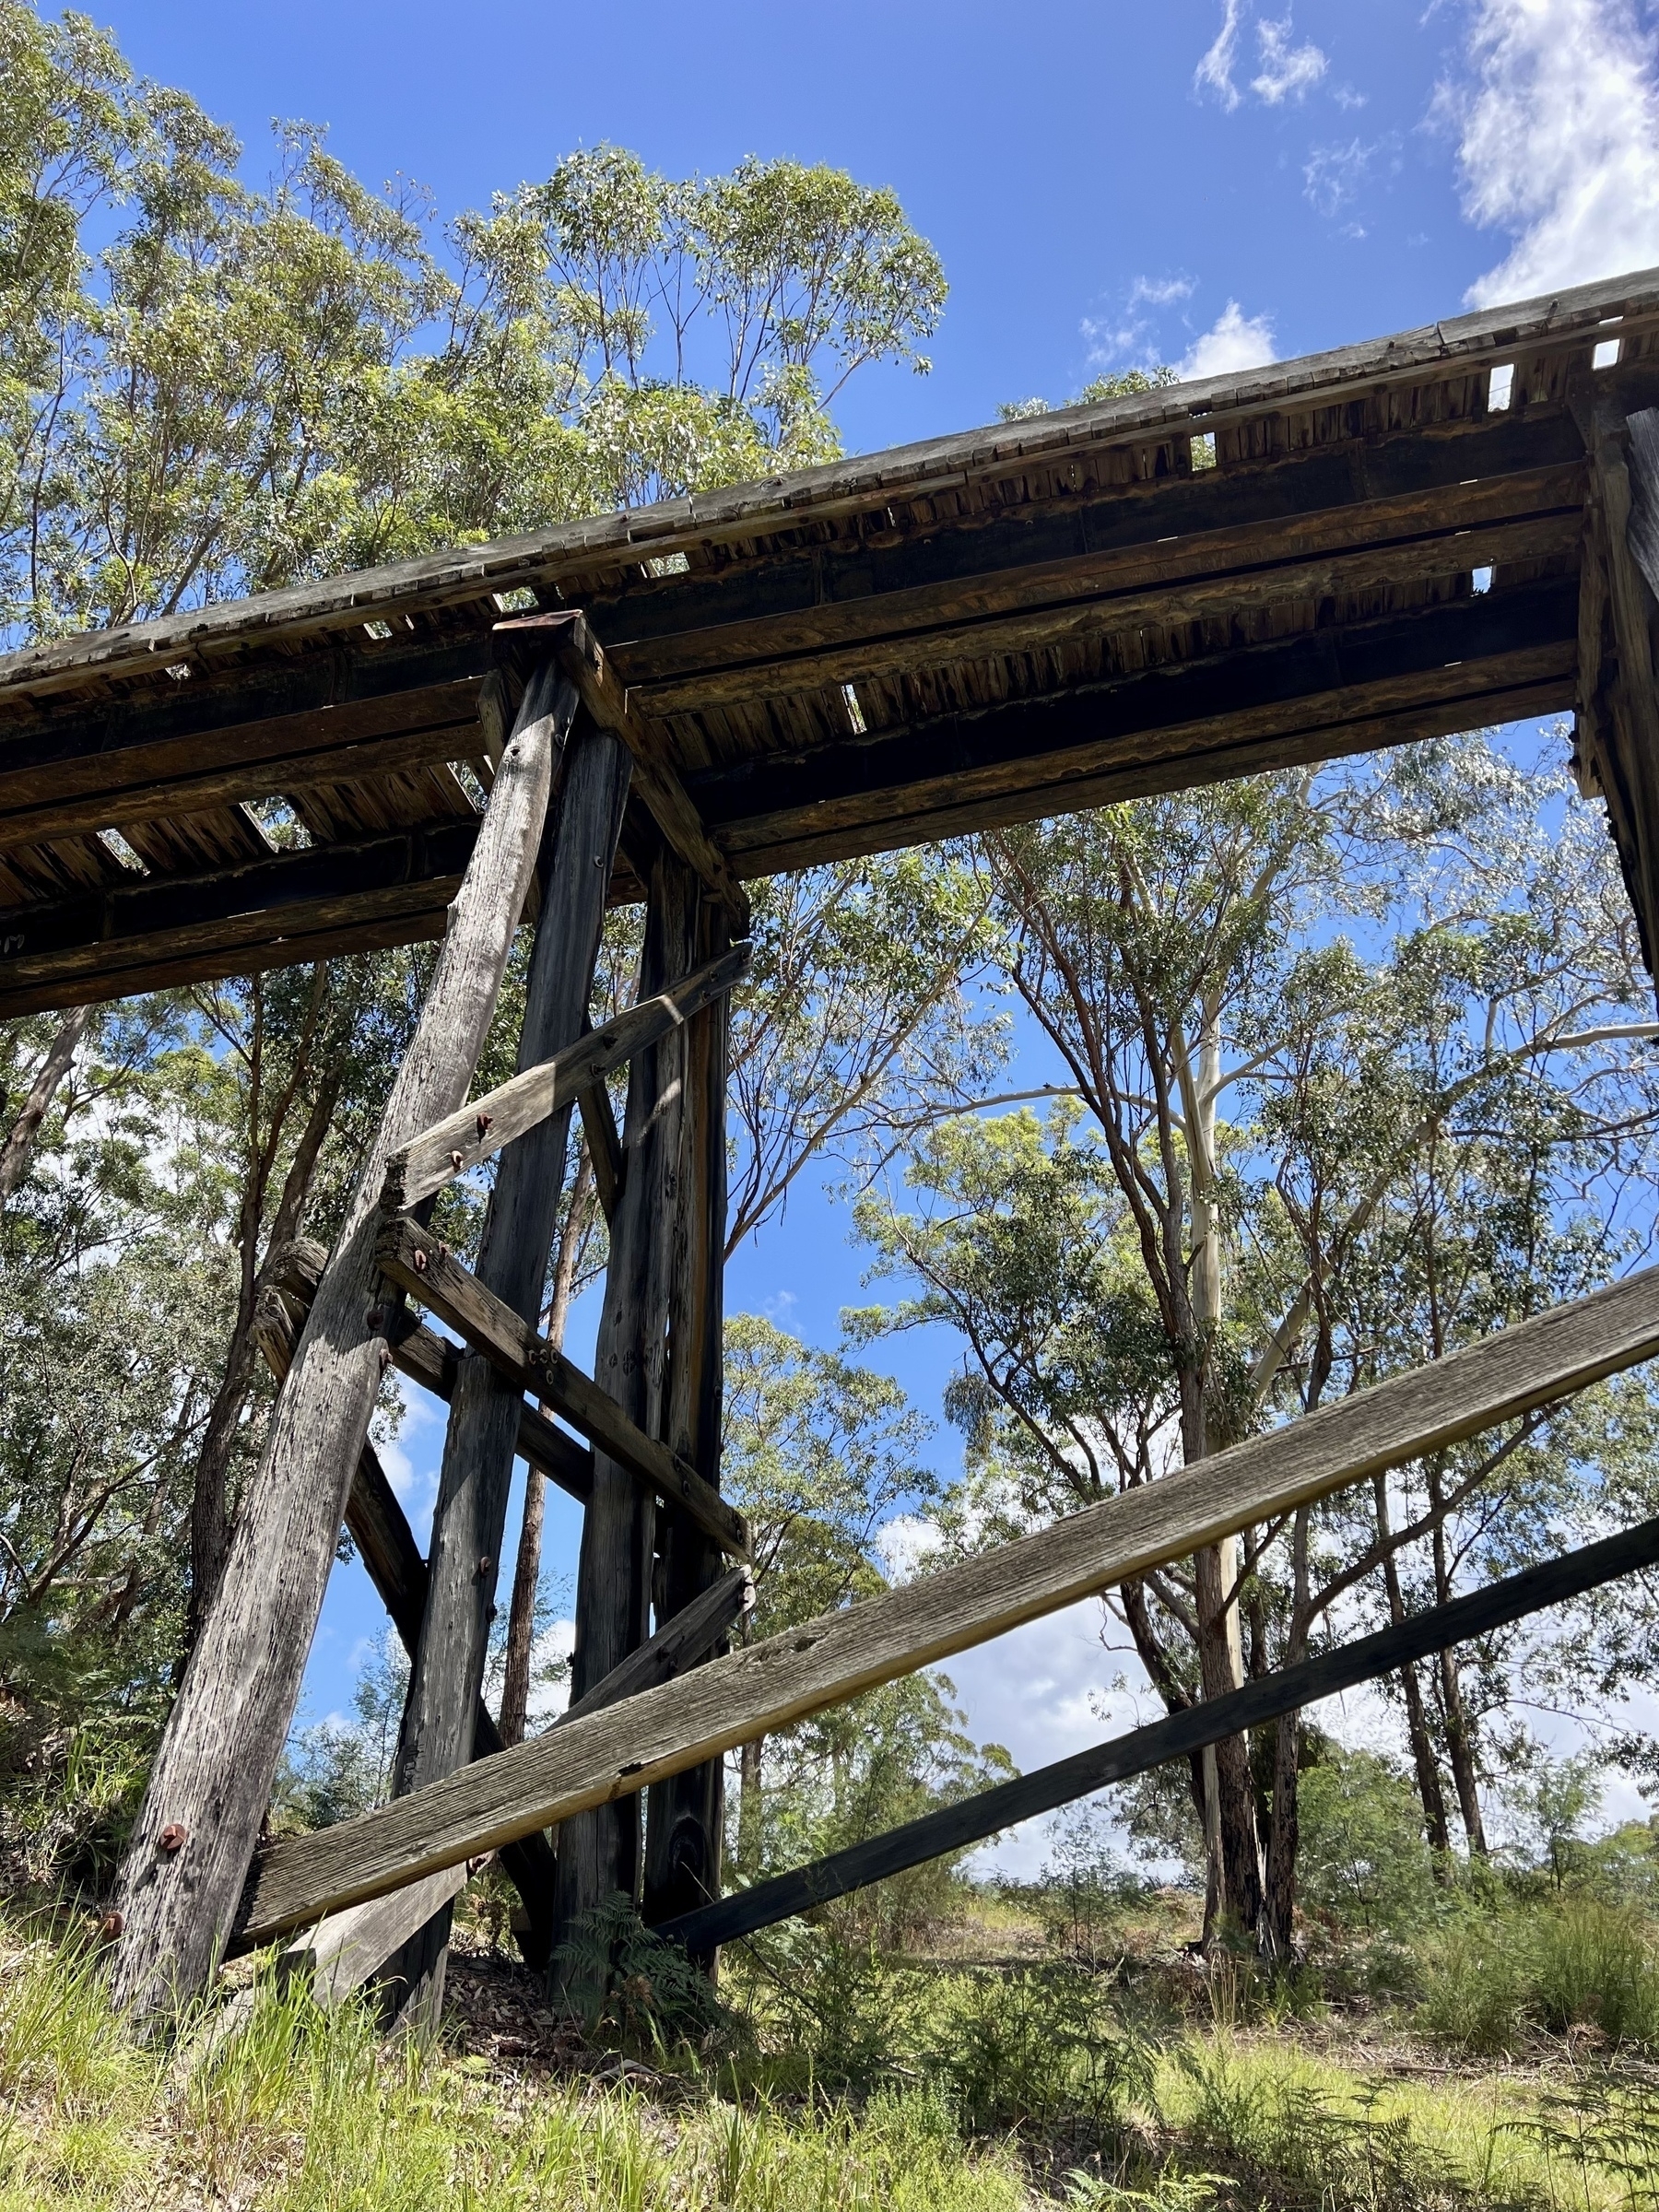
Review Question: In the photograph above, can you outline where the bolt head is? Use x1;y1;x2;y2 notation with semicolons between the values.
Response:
98;1911;124;1940
451;1149;465;1171
366;1306;384;1332
159;1822;187;1854
476;1112;493;1138
412;1249;428;1273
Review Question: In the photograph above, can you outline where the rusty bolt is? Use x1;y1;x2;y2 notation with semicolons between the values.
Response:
366;1306;384;1332
476;1112;492;1138
412;1248;428;1274
379;1346;394;1376
451;1149;465;1171
159;1823;187;1855
98;1911;124;1941
477;1553;493;1579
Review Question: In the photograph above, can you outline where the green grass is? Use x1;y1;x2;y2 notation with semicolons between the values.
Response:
0;1917;1029;2211
18;1893;1659;2209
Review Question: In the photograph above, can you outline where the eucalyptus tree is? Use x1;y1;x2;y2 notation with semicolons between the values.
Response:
853;730;1659;1949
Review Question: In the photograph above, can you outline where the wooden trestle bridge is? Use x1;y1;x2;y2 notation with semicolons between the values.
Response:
6;265;1659;2020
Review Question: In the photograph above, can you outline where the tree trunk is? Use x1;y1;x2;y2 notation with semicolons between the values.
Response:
0;1002;94;1210
643;881;732;1952
380;705;629;2031
1262;1503;1312;1959
108;664;566;2022
1194;1535;1264;1942
550;846;694;1989
738;1737;764;1877
1438;1645;1489;1857
498;1147;594;1749
1426;1456;1488;1856
1186;1006;1263;1946
1371;1471;1453;1865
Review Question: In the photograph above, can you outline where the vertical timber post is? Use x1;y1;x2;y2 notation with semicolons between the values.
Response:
108;664;567;2020
642;885;732;1957
551;846;695;1975
378;703;632;2030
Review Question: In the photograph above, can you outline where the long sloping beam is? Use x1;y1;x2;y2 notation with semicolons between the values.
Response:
654;1517;1659;1949
234;1265;1659;1946
375;1216;749;1559
383;940;750;1208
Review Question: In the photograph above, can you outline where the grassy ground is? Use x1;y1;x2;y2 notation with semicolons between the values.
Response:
11;1886;1659;2209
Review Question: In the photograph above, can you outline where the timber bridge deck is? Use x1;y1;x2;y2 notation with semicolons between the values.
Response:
7;267;1659;2020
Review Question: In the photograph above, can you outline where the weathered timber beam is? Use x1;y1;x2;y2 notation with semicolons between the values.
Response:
717;669;1576;881
1590;406;1659;984
109;656;567;2021
278;1568;750;2005
496;611;748;929
1628;408;1659;597
593;410;1587;662
655;1515;1659;1950
0;822;477;1019
629;511;1581;716
374;1214;749;1559
383;941;750;1208
691;576;1579;857
1;265;1653;717
236;1265;1659;1944
269;1238;594;1504
0;716;486;854
0;639;495;811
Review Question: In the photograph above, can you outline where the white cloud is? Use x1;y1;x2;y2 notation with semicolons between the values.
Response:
1082;273;1196;366
1195;3;1329;111
1303;133;1403;224
1194;0;1245;109
1251;12;1329;103
524;1618;576;1728
1177;300;1279;378
1449;0;1659;305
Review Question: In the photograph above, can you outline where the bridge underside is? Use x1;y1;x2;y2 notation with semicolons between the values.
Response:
2;266;1658;1018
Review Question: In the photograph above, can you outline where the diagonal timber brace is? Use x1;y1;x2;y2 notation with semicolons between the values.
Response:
234;1263;1659;1946
265;1238;594;1503
382;941;750;1209
653;1515;1659;1949
374;1215;748;1559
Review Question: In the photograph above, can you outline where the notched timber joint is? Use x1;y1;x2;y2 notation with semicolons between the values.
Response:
494;608;749;931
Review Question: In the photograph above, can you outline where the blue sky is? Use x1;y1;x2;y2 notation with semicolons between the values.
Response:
90;0;1659;1865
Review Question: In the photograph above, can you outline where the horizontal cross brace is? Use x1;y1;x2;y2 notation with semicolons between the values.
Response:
235;1264;1659;1946
384;941;750;1210
375;1215;749;1560
654;1515;1659;1948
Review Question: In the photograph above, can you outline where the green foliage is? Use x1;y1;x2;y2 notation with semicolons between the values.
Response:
551;1893;738;2052
0;18;947;639
1295;1747;1436;1937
